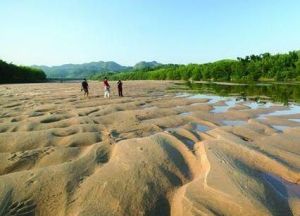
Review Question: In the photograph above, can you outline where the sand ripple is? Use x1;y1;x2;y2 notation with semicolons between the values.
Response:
0;81;299;215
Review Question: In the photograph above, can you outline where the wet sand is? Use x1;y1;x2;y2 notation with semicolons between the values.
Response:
0;81;299;215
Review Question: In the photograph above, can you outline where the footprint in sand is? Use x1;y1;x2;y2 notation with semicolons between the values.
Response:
25;173;37;186
51;128;79;137
40;115;64;124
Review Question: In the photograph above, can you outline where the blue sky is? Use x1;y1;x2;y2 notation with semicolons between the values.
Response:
1;0;300;66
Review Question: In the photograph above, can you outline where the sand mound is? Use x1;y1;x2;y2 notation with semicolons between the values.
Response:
0;81;299;215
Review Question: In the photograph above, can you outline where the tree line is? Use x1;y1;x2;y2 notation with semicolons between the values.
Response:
0;60;46;83
91;51;300;82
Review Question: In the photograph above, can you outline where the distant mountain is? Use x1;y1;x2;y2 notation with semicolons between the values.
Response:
32;60;162;78
32;61;130;78
133;61;162;70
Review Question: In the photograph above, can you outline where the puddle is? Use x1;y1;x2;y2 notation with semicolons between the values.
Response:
244;101;273;109
186;93;300;135
181;138;195;151
189;94;274;113
191;123;210;132
222;120;247;126
176;93;191;98
189;94;231;105
191;102;204;106
272;125;289;132
211;106;230;113
179;112;191;116
211;106;227;113
189;94;275;114
190;94;282;114
261;173;300;199
289;119;300;123
211;99;237;113
258;104;300;120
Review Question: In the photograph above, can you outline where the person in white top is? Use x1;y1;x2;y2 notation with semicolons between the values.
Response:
103;77;110;98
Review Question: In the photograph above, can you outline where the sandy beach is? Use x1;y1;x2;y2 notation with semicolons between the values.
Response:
0;80;299;216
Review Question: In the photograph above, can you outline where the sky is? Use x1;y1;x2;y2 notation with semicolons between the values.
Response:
0;0;300;66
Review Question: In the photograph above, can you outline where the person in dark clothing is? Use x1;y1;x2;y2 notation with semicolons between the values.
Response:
81;78;89;97
117;80;123;97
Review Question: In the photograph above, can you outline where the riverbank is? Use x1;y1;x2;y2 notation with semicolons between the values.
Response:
0;81;299;215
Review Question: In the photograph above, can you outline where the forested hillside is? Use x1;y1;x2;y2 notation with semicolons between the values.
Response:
94;51;300;82
0;60;46;83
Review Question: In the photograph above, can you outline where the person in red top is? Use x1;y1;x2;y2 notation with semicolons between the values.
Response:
103;77;110;98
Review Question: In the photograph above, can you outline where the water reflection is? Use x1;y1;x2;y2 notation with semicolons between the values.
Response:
183;82;300;105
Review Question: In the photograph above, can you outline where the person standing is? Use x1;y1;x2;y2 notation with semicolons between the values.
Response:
103;77;110;98
81;78;89;97
117;80;123;97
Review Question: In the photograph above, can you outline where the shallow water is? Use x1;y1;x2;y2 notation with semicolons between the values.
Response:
211;106;228;113
289;119;300;123
261;173;300;199
191;123;210;132
183;81;300;104
178;91;300;134
222;120;247;126
189;94;231;105
182;139;195;151
263;104;300;116
258;104;300;120
272;125;289;132
189;94;238;113
179;112;191;116
245;101;273;109
175;93;191;98
188;92;300;119
189;94;277;114
211;99;237;113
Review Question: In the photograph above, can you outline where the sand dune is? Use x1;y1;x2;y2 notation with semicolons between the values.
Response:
0;81;299;215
